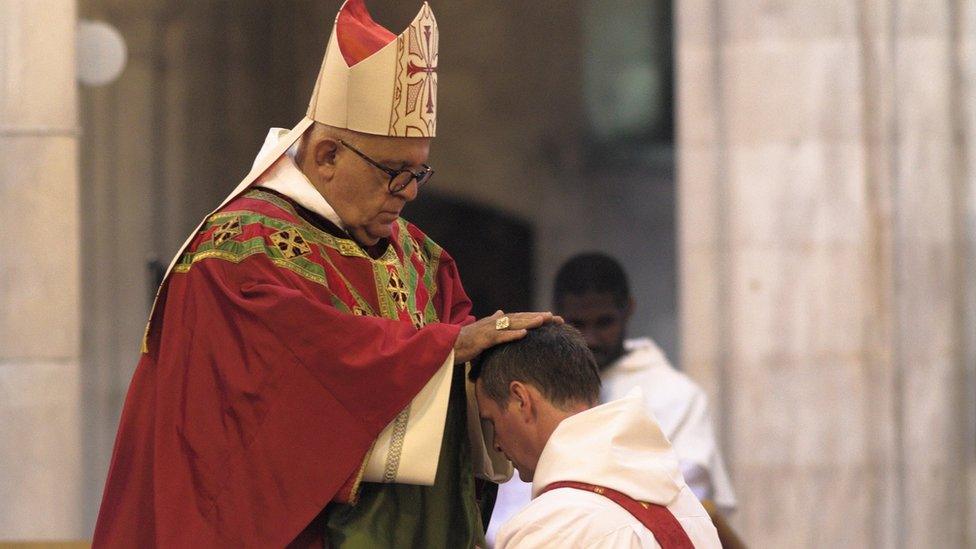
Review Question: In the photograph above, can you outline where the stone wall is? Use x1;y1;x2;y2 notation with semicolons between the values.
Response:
676;0;976;546
0;0;83;539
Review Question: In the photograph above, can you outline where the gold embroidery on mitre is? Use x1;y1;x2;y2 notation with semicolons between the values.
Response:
353;305;368;316
389;3;437;137
212;216;242;247
270;228;311;260
387;270;409;310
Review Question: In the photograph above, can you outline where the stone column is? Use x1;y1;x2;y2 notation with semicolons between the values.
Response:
0;0;83;540
677;1;975;547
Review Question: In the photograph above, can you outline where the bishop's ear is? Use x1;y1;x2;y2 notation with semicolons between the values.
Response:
314;137;340;164
309;137;340;182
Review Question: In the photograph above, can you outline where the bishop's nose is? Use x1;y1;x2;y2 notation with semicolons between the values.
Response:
394;178;420;202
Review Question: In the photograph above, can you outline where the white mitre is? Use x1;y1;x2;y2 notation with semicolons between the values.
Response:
309;0;439;137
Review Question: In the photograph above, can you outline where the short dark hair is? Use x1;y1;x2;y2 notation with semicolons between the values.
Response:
469;324;601;409
553;253;630;308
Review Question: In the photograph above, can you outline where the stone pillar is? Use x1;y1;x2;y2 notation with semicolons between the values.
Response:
0;0;83;540
677;1;975;547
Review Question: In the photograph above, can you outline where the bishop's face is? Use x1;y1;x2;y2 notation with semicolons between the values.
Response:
326;135;429;247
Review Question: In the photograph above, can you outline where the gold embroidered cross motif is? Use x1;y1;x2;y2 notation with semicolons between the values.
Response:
212;217;242;247
409;236;429;264
411;311;425;329
270;229;311;260
387;270;409;310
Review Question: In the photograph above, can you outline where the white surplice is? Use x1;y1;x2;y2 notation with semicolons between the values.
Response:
494;390;721;549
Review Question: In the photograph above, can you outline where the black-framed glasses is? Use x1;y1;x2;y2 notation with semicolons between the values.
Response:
338;139;434;194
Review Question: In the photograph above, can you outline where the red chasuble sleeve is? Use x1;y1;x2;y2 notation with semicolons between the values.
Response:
93;204;473;547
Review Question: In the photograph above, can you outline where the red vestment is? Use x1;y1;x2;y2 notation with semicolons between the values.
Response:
93;189;473;547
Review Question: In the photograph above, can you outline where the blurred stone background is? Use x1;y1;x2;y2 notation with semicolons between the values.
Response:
0;0;973;546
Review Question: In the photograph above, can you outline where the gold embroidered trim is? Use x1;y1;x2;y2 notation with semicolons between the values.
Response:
245;189;399;265
173;247;327;287
387;270;409;311
411;311;425;329
269;228;311;260
383;406;412;483
346;445;374;506
212;216;242;247
407;235;430;265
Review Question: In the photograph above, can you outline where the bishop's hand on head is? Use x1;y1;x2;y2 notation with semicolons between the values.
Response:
454;310;563;364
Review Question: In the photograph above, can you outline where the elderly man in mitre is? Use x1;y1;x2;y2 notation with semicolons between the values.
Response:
92;1;544;547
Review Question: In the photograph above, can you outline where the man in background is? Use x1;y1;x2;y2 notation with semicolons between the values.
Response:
553;253;736;510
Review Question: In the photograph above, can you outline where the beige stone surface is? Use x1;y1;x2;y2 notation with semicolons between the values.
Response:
895;0;951;36
727;141;867;245
728;356;873;466
722;0;859;43
0;0;77;129
720;39;863;145
0;137;80;361
727;244;868;362
676;146;721;247
677;0;975;547
676;246;723;366
732;463;877;547
0;360;84;539
0;0;82;540
675;47;719;147
673;0;716;49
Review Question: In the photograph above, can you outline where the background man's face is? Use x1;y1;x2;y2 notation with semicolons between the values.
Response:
557;291;629;369
475;380;541;482
328;136;429;246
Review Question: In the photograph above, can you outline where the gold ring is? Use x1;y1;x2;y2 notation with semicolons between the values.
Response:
495;316;511;330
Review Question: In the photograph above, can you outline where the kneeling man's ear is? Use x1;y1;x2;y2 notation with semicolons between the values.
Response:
509;381;536;420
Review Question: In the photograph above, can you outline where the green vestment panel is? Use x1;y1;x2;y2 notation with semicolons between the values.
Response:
324;365;486;548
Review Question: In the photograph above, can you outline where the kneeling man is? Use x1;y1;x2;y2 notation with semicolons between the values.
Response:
472;324;720;548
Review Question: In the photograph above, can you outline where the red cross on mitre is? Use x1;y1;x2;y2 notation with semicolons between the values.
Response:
405;21;437;116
